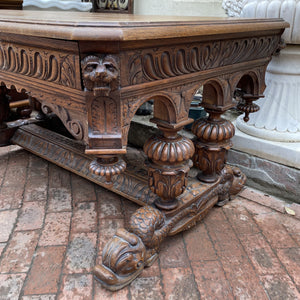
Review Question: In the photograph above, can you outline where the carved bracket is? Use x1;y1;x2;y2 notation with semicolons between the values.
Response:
41;103;84;140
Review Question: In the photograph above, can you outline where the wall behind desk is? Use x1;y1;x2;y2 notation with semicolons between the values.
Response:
134;0;226;17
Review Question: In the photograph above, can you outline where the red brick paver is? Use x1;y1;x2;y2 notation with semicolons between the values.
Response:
0;146;299;299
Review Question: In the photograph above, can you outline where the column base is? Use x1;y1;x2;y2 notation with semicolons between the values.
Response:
237;115;300;142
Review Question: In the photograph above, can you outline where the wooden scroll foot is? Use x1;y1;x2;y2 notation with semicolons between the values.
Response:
94;165;246;291
216;165;246;206
94;206;164;291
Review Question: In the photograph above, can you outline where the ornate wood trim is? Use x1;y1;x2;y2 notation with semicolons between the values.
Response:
0;40;81;89
122;35;281;86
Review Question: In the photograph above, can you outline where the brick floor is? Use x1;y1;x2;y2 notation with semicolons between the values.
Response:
0;146;300;300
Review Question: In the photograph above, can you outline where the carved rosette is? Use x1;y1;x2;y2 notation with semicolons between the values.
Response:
192;110;235;183
89;156;126;186
144;127;194;210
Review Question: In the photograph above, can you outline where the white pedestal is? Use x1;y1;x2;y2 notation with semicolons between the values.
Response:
233;122;300;169
223;0;300;143
236;45;300;142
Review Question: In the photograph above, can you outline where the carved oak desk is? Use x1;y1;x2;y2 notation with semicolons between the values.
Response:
0;10;288;290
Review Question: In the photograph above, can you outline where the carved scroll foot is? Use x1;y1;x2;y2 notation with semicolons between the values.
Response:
89;155;126;186
94;206;165;291
216;165;246;206
94;228;147;291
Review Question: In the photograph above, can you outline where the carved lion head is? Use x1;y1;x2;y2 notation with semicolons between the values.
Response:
82;55;119;97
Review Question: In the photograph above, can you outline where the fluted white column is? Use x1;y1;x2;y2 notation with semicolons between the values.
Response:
223;0;300;142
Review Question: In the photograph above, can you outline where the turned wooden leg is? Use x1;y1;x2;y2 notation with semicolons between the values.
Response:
192;109;235;183
143;125;195;210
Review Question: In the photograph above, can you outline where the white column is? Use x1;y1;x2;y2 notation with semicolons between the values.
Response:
224;0;300;142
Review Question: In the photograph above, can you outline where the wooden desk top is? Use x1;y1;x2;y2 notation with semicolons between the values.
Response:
0;10;289;42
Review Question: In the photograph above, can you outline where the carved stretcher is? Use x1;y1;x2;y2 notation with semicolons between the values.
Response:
0;10;288;290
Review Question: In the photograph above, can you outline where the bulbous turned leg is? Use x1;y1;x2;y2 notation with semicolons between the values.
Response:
143;125;195;210
89;155;126;186
192;109;235;183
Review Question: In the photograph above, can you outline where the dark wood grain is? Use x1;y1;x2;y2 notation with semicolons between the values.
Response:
0;10;288;291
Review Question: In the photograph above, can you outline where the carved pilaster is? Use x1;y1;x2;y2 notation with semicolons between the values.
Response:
143;126;194;210
81;54;127;182
82;54;124;153
192;109;235;183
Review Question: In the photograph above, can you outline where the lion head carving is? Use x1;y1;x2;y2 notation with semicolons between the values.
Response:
81;55;119;97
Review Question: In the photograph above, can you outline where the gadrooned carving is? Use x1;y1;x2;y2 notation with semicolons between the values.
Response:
0;42;78;88
192;117;235;142
81;54;119;97
89;156;126;186
144;135;195;163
